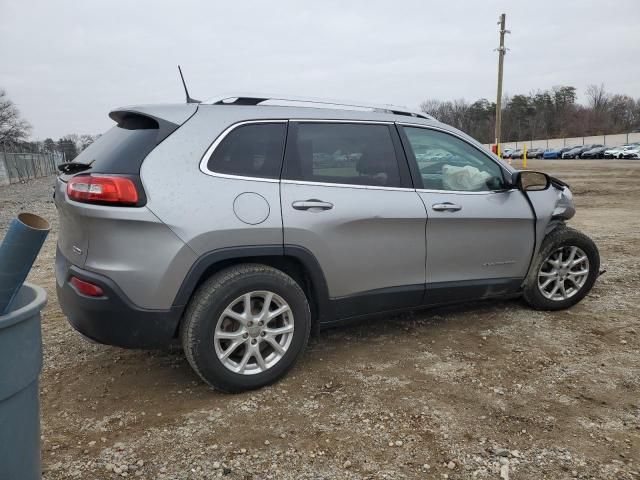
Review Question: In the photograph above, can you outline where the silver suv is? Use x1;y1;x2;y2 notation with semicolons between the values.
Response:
55;94;599;392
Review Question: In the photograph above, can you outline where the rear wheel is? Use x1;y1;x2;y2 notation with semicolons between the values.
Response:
180;264;311;392
523;226;599;310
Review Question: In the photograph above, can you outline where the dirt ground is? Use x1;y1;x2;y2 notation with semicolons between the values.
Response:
1;159;639;480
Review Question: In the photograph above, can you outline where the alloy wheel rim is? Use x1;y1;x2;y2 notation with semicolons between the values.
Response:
537;246;590;301
214;291;294;375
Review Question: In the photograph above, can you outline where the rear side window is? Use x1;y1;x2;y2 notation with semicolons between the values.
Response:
284;123;402;187
72;123;161;175
206;123;286;179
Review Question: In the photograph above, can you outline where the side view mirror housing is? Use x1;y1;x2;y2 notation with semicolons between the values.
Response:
511;170;551;191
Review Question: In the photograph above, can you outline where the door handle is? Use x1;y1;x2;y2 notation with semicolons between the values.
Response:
292;199;334;211
432;202;462;212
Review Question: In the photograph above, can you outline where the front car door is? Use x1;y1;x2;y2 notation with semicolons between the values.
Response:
398;124;535;305
280;121;427;320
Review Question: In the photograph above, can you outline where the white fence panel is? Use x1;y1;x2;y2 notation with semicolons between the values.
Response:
485;131;640;151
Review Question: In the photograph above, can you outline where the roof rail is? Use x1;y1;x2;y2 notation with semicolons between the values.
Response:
202;93;433;120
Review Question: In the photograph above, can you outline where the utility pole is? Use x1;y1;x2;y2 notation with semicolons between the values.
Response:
494;13;509;158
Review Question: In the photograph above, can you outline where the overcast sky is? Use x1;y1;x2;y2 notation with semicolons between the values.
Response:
2;0;639;139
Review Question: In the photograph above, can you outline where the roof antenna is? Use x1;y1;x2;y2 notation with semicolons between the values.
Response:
178;65;201;104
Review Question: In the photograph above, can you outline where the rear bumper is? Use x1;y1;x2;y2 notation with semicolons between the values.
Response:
55;247;183;348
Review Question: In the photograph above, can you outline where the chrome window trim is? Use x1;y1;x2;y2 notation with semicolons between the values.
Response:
199;119;288;183
415;187;519;195
200;119;514;194
281;179;415;192
201;118;408;188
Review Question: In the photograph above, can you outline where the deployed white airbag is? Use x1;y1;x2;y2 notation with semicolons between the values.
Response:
442;164;492;191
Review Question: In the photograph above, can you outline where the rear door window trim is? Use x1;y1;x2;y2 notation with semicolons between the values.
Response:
282;120;414;189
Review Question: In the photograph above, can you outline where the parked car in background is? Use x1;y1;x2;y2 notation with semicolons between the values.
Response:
604;145;638;159
543;147;573;159
501;148;513;159
561;147;583;159
621;145;640;159
510;148;524;159
562;145;603;159
527;147;545;159
580;146;608;159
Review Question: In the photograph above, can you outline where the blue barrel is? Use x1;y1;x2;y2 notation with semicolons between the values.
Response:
0;213;50;315
0;283;46;480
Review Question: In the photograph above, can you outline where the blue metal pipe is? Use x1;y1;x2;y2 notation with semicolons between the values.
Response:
0;213;50;315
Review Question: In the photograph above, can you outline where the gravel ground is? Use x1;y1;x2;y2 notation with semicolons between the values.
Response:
1;159;639;480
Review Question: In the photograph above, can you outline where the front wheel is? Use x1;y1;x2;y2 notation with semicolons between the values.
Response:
523;226;600;310
180;264;311;392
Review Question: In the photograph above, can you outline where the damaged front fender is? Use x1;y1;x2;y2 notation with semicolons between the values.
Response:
551;184;576;221
524;181;577;276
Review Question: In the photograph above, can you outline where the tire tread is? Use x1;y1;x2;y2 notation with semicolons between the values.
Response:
523;226;600;311
180;263;310;392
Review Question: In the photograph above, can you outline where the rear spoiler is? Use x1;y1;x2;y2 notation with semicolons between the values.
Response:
108;104;199;144
109;104;198;126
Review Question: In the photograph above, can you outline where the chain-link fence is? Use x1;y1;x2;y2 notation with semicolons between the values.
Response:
0;148;65;186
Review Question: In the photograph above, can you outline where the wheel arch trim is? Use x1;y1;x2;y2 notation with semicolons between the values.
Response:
172;244;332;322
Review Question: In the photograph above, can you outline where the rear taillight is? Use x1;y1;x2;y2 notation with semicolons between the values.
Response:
70;276;104;297
67;175;139;205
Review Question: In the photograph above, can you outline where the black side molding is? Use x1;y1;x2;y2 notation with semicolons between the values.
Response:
423;277;522;306
332;284;424;319
171;247;524;329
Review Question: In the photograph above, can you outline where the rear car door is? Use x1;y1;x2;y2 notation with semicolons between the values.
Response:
398;124;535;304
280;121;427;319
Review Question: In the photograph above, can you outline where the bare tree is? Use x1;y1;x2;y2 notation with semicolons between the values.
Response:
586;83;609;112
608;94;636;131
419;99;444;117
420;98;471;132
0;89;31;144
419;84;640;142
79;134;97;151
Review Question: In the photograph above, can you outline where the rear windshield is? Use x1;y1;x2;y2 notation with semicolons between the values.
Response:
71;125;159;174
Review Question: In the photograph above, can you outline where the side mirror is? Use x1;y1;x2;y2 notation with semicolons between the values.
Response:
512;170;551;191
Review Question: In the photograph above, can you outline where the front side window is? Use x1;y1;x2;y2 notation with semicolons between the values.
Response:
284;123;401;187
206;123;286;179
402;126;505;191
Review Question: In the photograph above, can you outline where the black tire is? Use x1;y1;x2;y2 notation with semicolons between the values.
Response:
523;226;600;310
180;264;311;393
